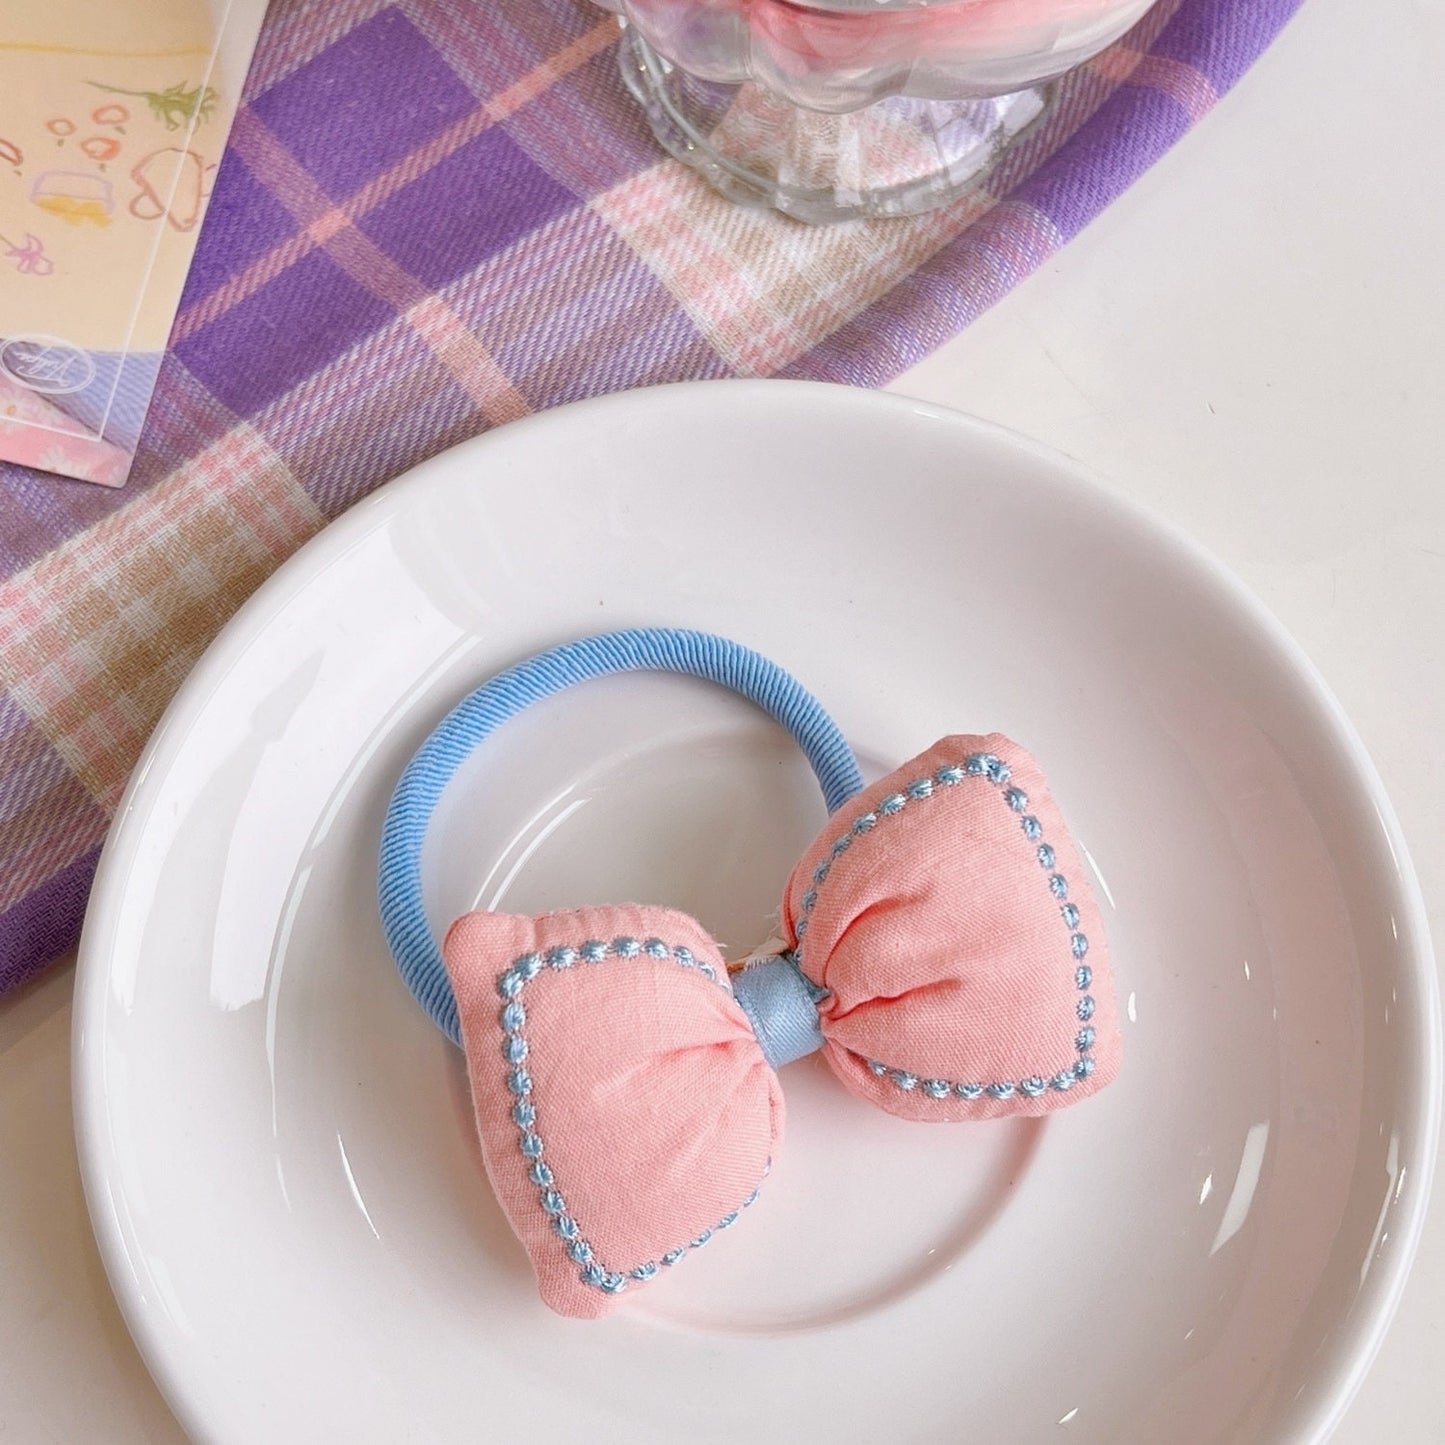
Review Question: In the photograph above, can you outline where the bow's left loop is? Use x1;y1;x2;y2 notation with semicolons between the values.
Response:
443;904;781;1319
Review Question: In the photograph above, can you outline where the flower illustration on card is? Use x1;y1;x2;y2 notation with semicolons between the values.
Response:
0;230;54;275
88;79;217;131
91;102;131;130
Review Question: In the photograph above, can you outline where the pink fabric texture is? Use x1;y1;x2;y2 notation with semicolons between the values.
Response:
443;735;1118;1319
784;734;1120;1120
444;904;782;1320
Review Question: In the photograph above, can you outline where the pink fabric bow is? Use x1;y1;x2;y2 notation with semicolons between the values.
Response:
443;734;1120;1318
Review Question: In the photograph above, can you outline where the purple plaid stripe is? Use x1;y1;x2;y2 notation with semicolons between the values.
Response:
179;249;398;416
1153;0;1293;89
0;848;102;995
356;127;577;287
0;692;109;992
181;154;303;309
0;0;1306;991
252;9;480;199
0;465;126;577
254;317;487;515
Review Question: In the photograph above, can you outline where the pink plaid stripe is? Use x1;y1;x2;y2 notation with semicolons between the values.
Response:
172;15;616;349
596;163;997;377
220;111;534;428
1090;46;1218;121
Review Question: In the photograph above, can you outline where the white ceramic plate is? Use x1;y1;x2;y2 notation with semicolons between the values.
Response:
75;381;1439;1443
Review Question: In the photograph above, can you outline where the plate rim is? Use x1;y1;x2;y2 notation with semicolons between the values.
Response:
71;378;1442;1443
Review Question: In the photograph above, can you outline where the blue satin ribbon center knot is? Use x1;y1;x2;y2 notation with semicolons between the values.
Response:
731;951;829;1070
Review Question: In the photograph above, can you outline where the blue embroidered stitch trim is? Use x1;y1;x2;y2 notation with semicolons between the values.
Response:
497;937;769;1298
800;750;1098;1099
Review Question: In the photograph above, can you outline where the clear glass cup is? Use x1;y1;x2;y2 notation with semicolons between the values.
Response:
594;0;1159;222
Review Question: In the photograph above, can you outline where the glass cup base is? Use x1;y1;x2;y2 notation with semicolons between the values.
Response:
618;26;1054;224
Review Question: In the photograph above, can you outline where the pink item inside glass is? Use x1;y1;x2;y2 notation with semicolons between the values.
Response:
612;0;1154;104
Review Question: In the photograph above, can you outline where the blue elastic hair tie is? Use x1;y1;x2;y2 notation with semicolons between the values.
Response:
378;628;864;1045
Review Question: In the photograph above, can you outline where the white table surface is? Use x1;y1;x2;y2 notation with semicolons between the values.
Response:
3;0;1442;1438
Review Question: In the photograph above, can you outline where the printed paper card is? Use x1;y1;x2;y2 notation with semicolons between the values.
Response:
0;0;269;485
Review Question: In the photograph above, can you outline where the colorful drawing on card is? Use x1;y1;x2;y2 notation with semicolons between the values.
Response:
88;79;218;131
80;136;122;164
0;0;269;485
0;231;54;276
129;147;210;231
91;103;130;129
29;170;114;226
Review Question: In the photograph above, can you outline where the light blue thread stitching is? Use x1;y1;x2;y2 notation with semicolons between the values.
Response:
794;749;1099;1100
497;938;769;1298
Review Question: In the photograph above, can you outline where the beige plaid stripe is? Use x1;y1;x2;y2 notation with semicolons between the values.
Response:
0;426;325;811
594;161;992;376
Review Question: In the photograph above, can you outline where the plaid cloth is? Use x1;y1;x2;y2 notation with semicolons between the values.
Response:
0;0;1302;994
